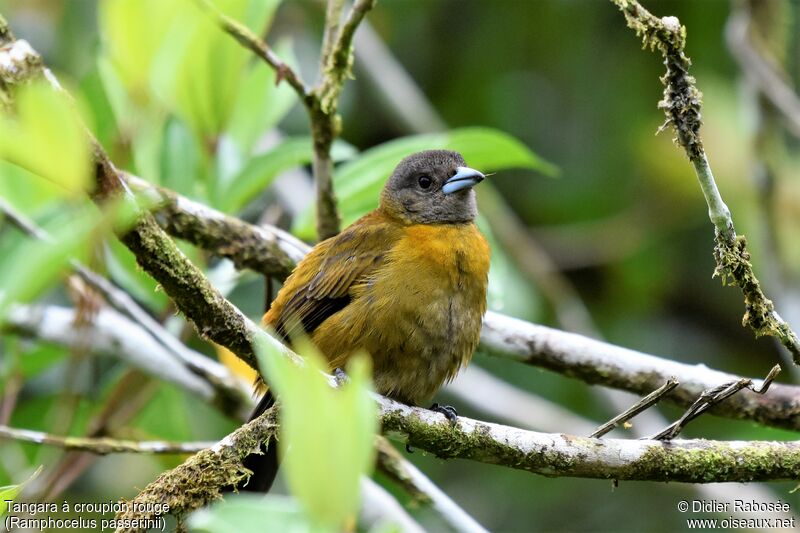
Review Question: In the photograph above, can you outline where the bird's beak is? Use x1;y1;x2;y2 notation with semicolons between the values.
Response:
442;166;485;195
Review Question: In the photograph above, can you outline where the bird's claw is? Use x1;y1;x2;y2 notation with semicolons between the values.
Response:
333;367;349;386
430;403;458;425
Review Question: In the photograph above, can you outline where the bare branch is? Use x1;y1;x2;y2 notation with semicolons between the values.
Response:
4;304;250;414
0;425;213;455
482;312;800;431
649;365;781;440
128;174;303;276
591;378;679;438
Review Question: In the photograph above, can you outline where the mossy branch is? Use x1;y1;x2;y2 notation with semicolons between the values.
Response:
128;174;300;278
611;0;800;364
113;396;800;531
114;407;280;533
127;177;800;432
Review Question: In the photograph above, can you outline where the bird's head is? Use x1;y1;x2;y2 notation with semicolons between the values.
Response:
380;150;485;224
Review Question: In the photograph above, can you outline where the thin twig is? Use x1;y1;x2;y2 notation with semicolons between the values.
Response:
193;0;309;100
307;0;377;239
375;438;489;533
591;378;679;438
0;197;49;239
199;0;378;240
0;425;213;455
649;365;780;440
0;197;247;411
610;0;800;364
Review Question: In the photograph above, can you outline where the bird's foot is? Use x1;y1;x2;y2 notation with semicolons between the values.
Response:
430;403;458;426
333;367;349;386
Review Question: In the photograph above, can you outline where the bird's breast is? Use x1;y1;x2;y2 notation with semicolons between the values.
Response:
362;223;490;403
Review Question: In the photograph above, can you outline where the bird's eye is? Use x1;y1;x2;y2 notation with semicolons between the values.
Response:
418;175;432;189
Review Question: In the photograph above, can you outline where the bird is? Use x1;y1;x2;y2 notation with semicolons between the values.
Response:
239;149;490;492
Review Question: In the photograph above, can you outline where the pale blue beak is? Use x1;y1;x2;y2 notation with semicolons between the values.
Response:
442;166;485;195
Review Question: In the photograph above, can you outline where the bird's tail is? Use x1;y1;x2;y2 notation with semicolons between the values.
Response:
238;389;280;492
215;343;279;492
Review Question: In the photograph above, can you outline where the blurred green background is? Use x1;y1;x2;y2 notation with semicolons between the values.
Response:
1;0;799;531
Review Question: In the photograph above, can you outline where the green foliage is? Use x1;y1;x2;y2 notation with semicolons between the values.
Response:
226;39;298;154
0;467;42;519
256;337;378;531
190;495;315;533
292;127;557;239
97;0;293;210
0;207;97;319
218;138;357;213
0;82;90;202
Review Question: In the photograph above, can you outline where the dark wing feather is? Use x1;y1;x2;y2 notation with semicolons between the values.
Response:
271;215;395;341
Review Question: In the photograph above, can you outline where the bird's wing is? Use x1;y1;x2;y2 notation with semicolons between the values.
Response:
267;213;398;341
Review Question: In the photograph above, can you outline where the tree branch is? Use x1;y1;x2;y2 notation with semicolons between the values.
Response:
3;303;250;417
0;425;213;455
481;311;800;431
379;397;800;483
591;378;679;438
610;0;800;363
128;174;303;277
110;396;800;531
127;175;800;432
115;407;281;531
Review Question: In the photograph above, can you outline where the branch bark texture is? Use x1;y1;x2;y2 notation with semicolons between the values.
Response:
611;0;800;363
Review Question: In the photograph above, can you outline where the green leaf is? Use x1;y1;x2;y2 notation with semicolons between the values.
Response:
292;127;557;239
148;0;281;140
0;206;102;320
190;495;315;533
160;118;202;197
255;336;377;531
0;466;42;519
219;138;356;213
79;66;119;150
98;0;184;104
0;162;65;216
227;39;298;154
0;82;91;197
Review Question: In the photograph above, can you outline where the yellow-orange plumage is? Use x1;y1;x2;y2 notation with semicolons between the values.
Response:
240;149;489;492
264;209;489;404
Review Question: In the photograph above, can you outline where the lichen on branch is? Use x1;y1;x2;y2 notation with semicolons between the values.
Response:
611;0;800;364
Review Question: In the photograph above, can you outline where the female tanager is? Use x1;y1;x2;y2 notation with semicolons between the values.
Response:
241;149;490;491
